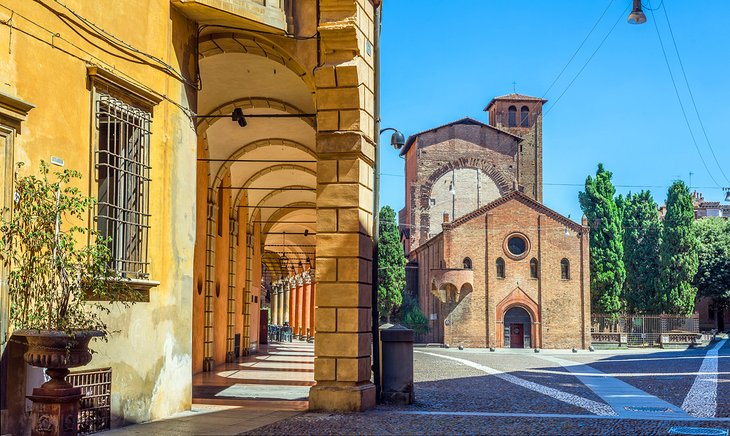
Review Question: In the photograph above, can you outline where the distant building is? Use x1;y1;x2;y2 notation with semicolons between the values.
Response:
401;95;590;349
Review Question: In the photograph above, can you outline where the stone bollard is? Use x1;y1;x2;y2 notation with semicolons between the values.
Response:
379;324;415;405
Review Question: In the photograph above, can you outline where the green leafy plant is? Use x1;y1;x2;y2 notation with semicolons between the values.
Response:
0;162;139;335
579;163;625;316
377;205;406;324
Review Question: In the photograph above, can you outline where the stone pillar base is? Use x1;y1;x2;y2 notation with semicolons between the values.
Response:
308;383;376;412
28;386;82;436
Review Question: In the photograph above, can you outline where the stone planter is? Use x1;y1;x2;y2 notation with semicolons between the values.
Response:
13;329;104;436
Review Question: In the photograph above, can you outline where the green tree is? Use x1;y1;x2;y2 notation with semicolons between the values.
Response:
579;163;626;315
621;191;662;313
694;217;730;325
658;181;699;315
377;205;406;323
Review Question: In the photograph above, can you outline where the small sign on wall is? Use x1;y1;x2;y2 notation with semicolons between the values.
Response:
430;313;437;320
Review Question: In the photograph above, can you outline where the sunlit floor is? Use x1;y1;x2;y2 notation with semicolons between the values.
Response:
192;340;315;411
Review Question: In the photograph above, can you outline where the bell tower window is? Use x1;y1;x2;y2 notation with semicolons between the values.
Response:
520;106;530;127
508;106;517;127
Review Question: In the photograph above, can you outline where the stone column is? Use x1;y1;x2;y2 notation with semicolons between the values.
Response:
310;280;316;339
271;286;278;325
289;278;297;334
278;284;285;326
283;282;290;325
295;274;307;340
303;273;312;339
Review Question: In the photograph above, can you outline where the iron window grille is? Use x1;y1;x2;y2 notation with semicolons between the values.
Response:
94;93;151;279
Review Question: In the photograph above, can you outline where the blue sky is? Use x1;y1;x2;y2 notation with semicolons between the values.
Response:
378;0;730;221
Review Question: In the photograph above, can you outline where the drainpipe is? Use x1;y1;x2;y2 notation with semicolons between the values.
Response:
371;0;383;404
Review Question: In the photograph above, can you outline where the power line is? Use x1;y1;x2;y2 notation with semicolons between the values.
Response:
647;2;721;187
661;2;729;184
544;4;629;117
541;0;616;100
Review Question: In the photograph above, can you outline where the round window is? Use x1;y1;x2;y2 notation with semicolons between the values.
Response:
507;235;527;256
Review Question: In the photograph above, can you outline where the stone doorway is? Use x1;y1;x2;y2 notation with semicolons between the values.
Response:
504;307;532;348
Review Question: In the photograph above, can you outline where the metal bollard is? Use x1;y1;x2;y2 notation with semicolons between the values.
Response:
379;323;415;405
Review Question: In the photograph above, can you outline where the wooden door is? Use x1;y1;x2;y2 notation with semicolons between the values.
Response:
510;324;524;348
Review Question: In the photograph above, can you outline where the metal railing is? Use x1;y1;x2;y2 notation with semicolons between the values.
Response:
68;367;112;434
591;314;699;347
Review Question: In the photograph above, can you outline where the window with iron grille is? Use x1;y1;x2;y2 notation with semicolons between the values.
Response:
95;92;151;279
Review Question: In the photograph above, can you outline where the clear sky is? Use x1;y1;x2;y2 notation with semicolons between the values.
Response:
378;0;730;222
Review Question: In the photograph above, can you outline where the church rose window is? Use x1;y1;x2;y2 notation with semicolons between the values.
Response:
505;233;529;259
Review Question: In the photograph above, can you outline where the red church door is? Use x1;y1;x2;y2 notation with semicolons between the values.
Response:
510;324;524;348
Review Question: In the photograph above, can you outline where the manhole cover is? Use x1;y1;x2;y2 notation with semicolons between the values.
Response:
624;405;673;413
668;427;728;436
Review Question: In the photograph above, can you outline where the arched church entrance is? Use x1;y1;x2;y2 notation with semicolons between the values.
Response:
503;307;532;348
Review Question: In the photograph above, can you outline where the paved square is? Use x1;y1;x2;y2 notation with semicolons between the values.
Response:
248;340;730;434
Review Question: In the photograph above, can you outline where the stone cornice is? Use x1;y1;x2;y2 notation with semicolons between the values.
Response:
0;91;35;124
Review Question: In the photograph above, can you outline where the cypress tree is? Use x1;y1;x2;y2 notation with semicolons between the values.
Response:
621;191;662;313
579;164;626;315
377;205;406;323
658;181;699;315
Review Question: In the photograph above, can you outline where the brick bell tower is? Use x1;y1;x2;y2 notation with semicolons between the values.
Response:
484;94;546;203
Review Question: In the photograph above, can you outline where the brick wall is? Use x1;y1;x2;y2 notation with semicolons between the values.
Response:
410;193;590;349
404;121;522;251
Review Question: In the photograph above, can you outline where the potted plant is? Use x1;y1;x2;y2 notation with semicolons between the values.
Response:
0;161;138;434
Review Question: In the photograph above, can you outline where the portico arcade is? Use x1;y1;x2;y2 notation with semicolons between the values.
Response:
190;0;379;411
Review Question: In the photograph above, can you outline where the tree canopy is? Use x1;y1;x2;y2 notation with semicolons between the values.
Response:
694;217;730;308
377;205;406;323
658;181;699;315
620;191;662;313
579;163;626;315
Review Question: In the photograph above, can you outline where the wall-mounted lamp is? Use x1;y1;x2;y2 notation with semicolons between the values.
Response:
380;127;405;150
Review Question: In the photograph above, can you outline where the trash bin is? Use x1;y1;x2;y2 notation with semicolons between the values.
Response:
379;323;415;405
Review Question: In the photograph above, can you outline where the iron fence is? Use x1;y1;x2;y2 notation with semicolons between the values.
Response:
68;367;112;434
591;314;699;347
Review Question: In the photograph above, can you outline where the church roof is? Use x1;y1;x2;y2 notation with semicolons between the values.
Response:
399;117;522;157
442;191;585;233
483;93;548;111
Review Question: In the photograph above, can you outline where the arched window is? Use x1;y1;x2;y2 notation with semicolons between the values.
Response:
520;106;530;127
508;105;517;127
530;258;539;279
463;257;472;270
496;257;505;278
561;258;571;280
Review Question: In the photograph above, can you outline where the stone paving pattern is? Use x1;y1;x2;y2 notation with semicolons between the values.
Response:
246;341;730;434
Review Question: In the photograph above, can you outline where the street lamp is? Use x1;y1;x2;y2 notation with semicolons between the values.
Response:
371;126;405;403
627;0;647;25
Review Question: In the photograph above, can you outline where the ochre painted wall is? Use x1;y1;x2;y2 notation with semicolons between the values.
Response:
1;0;197;426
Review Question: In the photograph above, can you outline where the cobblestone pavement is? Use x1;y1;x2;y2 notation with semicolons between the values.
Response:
246;340;730;435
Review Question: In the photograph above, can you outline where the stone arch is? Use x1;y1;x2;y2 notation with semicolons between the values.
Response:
199;32;314;91
495;287;541;348
419;157;513;206
417;158;514;238
211;138;317;191
196;97;316;134
247;186;316;225
260;202;317;237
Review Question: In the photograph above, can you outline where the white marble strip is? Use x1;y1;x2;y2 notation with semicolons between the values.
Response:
416;351;616;416
682;339;727;418
536;354;687;418
388;410;730;422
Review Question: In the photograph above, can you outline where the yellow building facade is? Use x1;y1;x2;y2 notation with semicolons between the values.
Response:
0;0;379;432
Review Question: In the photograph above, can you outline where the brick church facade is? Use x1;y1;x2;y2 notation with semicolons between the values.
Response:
401;94;591;349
